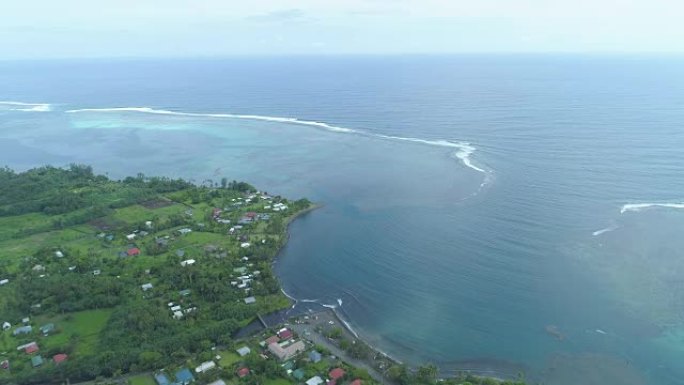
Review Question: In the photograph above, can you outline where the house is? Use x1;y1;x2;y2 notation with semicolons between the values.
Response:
173;311;184;319
31;355;44;368
32;264;45;272
236;346;251;357
39;323;55;335
208;380;227;385
309;350;322;363
154;372;171;385
24;342;39;354
265;335;279;345
180;259;196;267
329;368;345;381
277;328;293;340
145;220;153;228
0;279;8;285
176;249;185;257
175;368;195;385
1;360;8;370
127;247;141;256
244;296;256;304
237;367;250;378
126;233;136;241
179;289;191;296
293;369;306;380
93;269;101;275
22;317;30;324
54;251;64;258
268;340;306;361
350;379;362;385
240;242;250;248
178;228;192;235
2;322;10;330
195;360;216;373
53;354;68;364
141;283;153;291
13;325;32;336
306;376;324;385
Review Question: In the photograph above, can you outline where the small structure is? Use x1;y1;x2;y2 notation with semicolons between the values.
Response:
145;220;153;228
32;264;45;272
175;367;194;385
265;335;279;345
31;355;44;368
13;325;32;336
236;346;251;357
39;323;55;336
178;228;192;235
93;269;101;276
237;367;250;378
208;380;227;385
1;360;8;370
240;242;251;248
179;289;191;296
127;247;141;256
154;372;171;385
180;259;196;267
195;360;216;373
329;368;345;381
2;322;10;330
53;354;68;364
350;379;362;385
22;317;30;324
244;296;256;304
268;340;306;361
277;328;293;340
0;279;8;285
141;283;154;291
126;233;136;241
293;369;306;380
306;376;324;385
54;251;64;258
309;350;322;363
24;342;39;354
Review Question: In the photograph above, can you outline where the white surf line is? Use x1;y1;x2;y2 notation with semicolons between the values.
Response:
0;101;51;112
592;224;619;237
66;106;491;185
620;202;684;214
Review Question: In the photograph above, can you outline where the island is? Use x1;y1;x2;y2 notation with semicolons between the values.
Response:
0;165;525;385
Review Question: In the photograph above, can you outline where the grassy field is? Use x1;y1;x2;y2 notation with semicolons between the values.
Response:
38;309;113;356
218;351;242;367
129;374;156;385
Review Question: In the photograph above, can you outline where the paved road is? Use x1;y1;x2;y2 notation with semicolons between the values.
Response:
289;311;394;385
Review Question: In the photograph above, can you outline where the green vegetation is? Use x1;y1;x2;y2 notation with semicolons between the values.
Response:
0;165;312;385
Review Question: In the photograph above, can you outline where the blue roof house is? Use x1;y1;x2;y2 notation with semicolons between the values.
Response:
154;373;171;385
309;350;322;363
175;368;194;385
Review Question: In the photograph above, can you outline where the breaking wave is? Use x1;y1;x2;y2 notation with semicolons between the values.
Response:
592;224;619;236
620;202;684;214
0;101;51;112
65;106;490;184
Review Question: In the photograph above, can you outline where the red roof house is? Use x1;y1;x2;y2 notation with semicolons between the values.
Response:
53;354;68;364
245;212;257;219
265;335;280;345
24;343;39;354
329;368;345;381
237;367;250;378
127;247;140;256
350;379;362;385
277;329;293;340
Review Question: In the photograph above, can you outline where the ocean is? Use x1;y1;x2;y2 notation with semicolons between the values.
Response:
2;55;684;384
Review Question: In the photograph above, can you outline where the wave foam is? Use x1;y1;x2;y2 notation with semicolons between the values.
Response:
0;101;51;112
620;203;684;214
67;106;490;183
592;225;619;236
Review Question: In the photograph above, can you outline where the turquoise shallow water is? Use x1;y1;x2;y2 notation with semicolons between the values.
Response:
2;55;684;384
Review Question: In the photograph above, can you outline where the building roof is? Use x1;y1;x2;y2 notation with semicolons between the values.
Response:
350;379;362;385
268;340;306;361
13;325;32;335
265;335;280;345
293;368;306;380
207;381;226;385
306;376;324;385
236;346;251;356
24;342;39;354
127;247;140;256
175;368;194;384
40;323;55;334
277;329;293;340
329;368;345;380
309;350;322;362
154;373;171;385
244;296;256;304
31;355;44;367
237;367;250;377
53;354;68;364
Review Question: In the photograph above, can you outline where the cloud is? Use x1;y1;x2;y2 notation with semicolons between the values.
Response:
246;8;311;23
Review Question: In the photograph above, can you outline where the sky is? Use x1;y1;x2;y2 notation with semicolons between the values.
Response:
2;0;684;59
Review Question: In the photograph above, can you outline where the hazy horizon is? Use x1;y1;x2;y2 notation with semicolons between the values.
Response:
3;0;684;59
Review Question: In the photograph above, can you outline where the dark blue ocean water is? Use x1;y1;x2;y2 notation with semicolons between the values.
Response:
2;55;684;384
